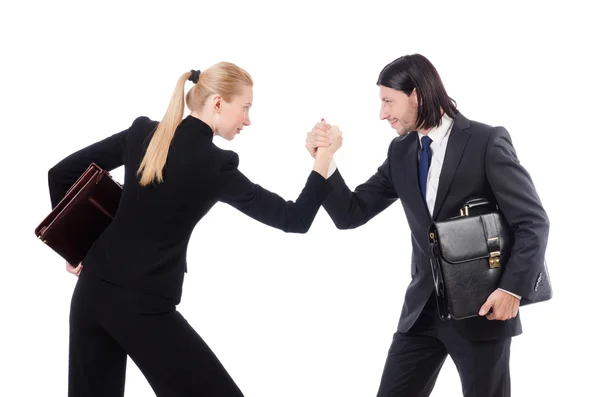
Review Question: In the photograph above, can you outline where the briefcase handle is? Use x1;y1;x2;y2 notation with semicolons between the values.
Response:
460;198;497;217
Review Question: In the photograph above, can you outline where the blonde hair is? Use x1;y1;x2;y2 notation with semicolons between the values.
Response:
137;62;253;186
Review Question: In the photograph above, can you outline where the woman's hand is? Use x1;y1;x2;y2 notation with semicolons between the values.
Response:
66;261;83;277
306;120;333;158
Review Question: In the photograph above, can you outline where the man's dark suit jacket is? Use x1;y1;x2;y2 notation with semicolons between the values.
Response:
323;113;549;340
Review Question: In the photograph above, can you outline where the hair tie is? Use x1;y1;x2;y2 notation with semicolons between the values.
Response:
188;69;201;84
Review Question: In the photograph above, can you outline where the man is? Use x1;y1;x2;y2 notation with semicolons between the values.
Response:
306;54;549;396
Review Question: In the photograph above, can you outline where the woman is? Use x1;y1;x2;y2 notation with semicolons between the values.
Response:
47;62;341;396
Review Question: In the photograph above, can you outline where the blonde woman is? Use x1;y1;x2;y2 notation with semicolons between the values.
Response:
47;62;342;396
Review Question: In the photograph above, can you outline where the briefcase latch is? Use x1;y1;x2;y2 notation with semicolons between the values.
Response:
460;206;469;217
37;227;47;244
489;251;501;268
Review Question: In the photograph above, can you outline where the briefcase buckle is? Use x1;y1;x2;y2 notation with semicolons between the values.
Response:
489;251;501;268
37;227;47;244
460;206;469;217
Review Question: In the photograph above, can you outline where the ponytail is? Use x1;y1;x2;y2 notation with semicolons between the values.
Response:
137;71;193;186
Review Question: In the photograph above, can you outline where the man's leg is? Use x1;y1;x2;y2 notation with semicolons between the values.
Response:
440;322;511;397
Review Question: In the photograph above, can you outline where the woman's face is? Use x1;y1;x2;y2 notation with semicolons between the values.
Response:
215;85;253;141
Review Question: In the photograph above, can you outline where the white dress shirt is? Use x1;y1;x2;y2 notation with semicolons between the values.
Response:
327;116;520;300
418;114;454;216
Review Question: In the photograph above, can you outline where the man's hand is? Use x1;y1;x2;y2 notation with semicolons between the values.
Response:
479;289;520;321
306;120;333;159
66;261;83;277
317;125;343;158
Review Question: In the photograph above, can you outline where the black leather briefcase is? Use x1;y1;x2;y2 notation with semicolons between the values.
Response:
428;198;552;320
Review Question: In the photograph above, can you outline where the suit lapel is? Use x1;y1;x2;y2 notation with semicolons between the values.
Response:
395;132;431;221
432;114;471;220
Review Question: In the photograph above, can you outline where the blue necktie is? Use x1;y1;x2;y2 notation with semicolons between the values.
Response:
419;135;433;201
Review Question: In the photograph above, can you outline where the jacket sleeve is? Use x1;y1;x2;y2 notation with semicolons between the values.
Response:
217;152;333;233
47;116;149;208
322;139;398;229
486;127;550;299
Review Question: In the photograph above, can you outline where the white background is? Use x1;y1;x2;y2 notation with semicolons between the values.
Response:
1;1;598;396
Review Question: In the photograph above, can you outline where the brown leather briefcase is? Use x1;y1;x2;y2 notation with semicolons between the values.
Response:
35;163;122;265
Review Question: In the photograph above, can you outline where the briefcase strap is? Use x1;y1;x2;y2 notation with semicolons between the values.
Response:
429;241;450;320
481;215;501;269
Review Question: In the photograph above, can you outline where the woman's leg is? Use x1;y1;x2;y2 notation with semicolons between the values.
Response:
104;286;244;397
68;272;127;397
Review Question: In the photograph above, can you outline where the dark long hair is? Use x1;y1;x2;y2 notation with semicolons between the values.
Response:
377;54;458;130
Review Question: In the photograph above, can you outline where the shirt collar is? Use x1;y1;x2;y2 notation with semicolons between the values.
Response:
418;113;454;145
